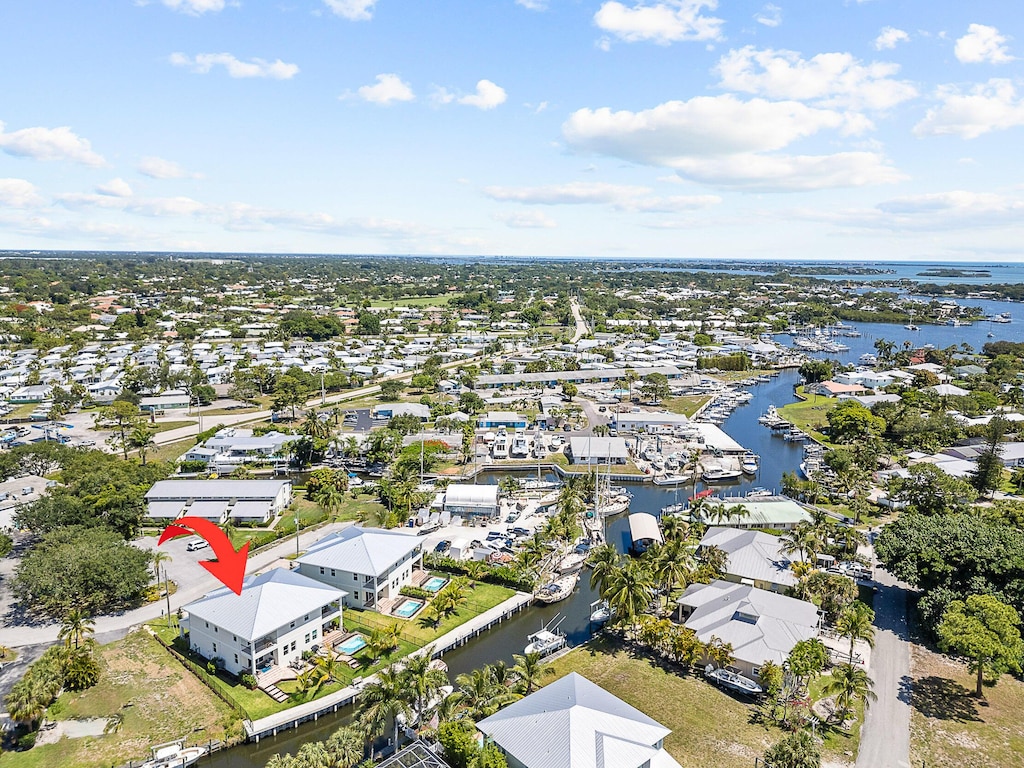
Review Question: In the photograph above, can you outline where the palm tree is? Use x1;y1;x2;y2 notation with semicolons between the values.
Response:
588;543;620;593
296;741;332;768
704;636;734;670
402;649;448;723
326;725;364;768
660;514;690;545
822;663;876;721
313;483;345;518
302;410;331;442
603;559;655;631
512;652;545;695
653;539;695;610
151;550;172;583
358;664;413;753
128;424;156;465
835;602;876;664
5;680;48;729
780;523;820;565
59;607;95;650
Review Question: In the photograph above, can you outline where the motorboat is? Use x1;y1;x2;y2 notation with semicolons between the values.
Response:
705;665;763;696
740;453;759;474
702;467;743;482
784;429;809;442
510;434;529;458
904;323;919;331
661;502;686;515
534;572;578;604
525;615;567;655
653;474;690;486
590;599;612;625
139;741;208;768
746;487;772;498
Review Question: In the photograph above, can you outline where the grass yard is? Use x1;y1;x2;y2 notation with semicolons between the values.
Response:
778;394;837;445
0;630;241;768
369;294;461;308
343;581;515;649
545;638;860;768
146;437;195;466
148;420;196;434
662;395;712;418
909;644;1024;768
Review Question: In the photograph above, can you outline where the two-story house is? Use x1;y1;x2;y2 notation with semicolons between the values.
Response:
181;568;345;678
296;526;423;612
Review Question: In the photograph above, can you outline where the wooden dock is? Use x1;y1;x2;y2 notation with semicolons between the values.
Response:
244;591;534;742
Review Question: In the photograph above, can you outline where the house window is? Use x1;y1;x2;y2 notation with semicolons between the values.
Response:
214;626;218;633
353;573;358;580
320;567;325;574
312;629;318;639
212;642;217;653
752;666;762;677
290;621;295;628
305;634;310;644
234;654;239;665
331;569;336;577
205;621;209;628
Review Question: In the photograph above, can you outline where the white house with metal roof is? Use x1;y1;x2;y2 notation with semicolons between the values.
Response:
696;496;813;530
295;526;423;612
477;672;683;768
698;527;802;593
677;580;820;682
144;479;292;525
181;568;345;678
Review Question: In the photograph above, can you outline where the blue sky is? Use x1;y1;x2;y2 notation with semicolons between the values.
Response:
0;1;1022;261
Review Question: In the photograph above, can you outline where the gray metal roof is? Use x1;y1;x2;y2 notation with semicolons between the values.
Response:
443;484;498;507
699;527;799;587
145;479;290;501
184;568;346;641
296;526;422;578
678;580;819;667
229;500;273;519
478;673;678;768
568;436;629;460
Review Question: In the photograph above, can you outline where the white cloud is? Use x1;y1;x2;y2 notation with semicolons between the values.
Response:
0;178;44;208
594;0;724;46
169;52;299;79
516;0;548;9
914;79;1024;139
138;156;198;179
324;0;377;21
96;178;133;198
495;211;557;228
0;121;105;166
458;80;507;110
160;0;225;15
483;181;721;210
754;3;781;28
564;95;866;163
670;152;905;190
715;46;918;111
805;190;1024;231
355;73;415;105
955;24;1015;64
874;26;909;51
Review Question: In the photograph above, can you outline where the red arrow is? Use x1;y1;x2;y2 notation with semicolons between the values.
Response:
159;517;250;595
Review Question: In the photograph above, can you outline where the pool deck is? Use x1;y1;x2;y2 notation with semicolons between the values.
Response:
244;590;533;740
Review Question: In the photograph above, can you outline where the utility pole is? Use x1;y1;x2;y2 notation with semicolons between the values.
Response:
321;369;326;406
164;567;172;629
295;510;300;558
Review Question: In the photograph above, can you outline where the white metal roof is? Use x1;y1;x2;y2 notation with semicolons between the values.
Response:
699;527;799;587
628;513;663;545
678;580;818;668
296;526;422;578
568;436;630;460
146;479;290;502
477;673;680;768
146;501;184;519
443;484;498;507
184;568;346;642
229;500;273;519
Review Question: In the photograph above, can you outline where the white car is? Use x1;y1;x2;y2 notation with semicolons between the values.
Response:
186;539;210;552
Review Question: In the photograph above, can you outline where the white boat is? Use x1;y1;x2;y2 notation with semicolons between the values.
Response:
525;615;567;655
904;323;919;331
510;434;529;458
702;467;743;482
993;313;1012;323
139;741;207;768
661;502;686;515
858;353;878;366
746;487;772;498
705;665;763;696
556;551;587;574
590;599;611;625
534;572;578;604
653;474;690;486
740;453;759;474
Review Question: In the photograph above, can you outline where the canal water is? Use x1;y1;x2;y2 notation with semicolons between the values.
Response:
203;308;1024;766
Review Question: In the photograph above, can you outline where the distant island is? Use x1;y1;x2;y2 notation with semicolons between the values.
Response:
917;268;992;277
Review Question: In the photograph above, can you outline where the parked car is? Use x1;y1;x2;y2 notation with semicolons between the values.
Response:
187;539;210;552
434;540;451;555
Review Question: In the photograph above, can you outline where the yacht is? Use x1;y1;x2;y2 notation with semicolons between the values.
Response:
746;487;772;498
705;665;763;696
858;353;878;366
653;474;690;486
525;615;567;655
510;434;529;458
740;453;759;474
993;312;1012;323
702;467;743;482
556;551;587;574
534;572;578;604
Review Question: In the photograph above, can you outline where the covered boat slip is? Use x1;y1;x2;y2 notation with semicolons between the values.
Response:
628;512;663;552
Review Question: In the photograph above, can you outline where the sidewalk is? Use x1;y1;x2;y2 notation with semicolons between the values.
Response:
0;521;355;649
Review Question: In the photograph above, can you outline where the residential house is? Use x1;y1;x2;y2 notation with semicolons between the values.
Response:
371;402;431;421
696;497;813;530
144;479;292;525
698;527;801;593
478;672;684;768
477;411;528;430
296;526;424;613
181;568;345;678
677;580;820;682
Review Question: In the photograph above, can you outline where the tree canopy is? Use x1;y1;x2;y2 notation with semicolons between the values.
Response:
938;594;1024;698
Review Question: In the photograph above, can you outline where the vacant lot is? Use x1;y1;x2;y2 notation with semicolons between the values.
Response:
0;630;240;768
910;644;1024;768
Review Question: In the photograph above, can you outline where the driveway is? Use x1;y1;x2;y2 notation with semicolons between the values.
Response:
856;566;912;768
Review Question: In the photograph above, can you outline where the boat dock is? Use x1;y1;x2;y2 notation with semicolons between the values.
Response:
244;591;534;741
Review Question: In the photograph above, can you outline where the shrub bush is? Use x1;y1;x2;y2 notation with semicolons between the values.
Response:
400;585;432;600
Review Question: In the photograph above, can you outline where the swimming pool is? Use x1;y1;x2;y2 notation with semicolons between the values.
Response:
394;599;424;618
337;634;366;655
422;576;448;593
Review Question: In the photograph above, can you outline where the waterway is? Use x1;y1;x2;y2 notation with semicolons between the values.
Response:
203;308;1024;766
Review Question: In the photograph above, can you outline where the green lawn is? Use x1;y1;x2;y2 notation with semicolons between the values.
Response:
663;395;712;418
147;437;195;466
149;420;196;434
778;392;837;445
369;294;461;308
544;638;860;768
0;630;241;768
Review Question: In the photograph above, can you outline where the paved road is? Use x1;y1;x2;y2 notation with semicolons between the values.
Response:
569;297;588;343
856;567;912;768
0;521;356;651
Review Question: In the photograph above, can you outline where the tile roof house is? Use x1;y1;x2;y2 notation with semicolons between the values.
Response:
182;568;345;678
677;580;820;682
478;672;683;768
296;526;424;613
